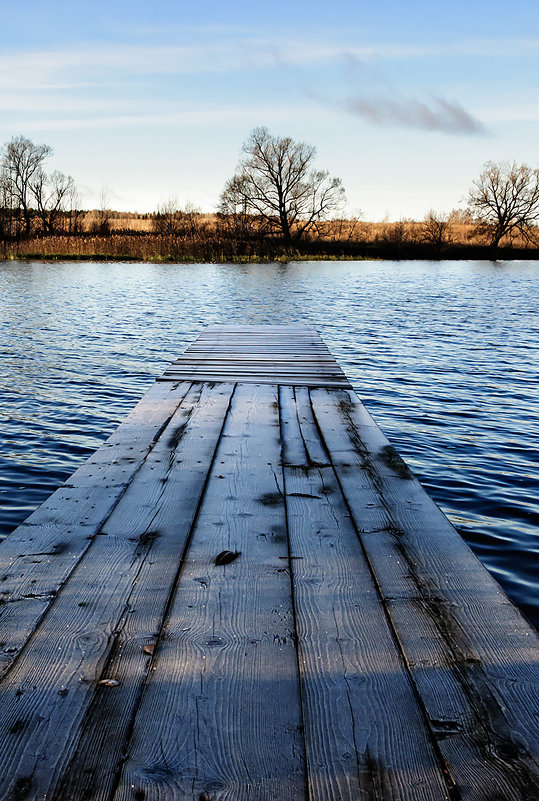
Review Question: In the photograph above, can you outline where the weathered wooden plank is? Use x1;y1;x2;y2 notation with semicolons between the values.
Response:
201;323;313;328
194;334;319;339
171;361;338;367
166;362;335;368
281;386;329;468
203;323;316;333
187;349;327;353
192;338;323;342
202;323;308;326
0;384;192;681
162;372;345;379
186;342;330;347
0;383;234;800
187;343;326;348
172;355;336;360
173;357;337;363
280;386;449;801
160;375;350;388
183;350;332;355
310;387;539;800
169;370;340;376
167;367;343;374
194;336;319;341
193;330;319;336
112;383;305;801
163;373;345;380
191;342;320;345
52;382;235;801
165;366;335;372
162;372;346;379
188;337;329;341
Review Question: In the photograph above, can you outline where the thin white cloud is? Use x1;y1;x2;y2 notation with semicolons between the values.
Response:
2;36;538;92
343;37;539;60
0;41;290;91
9;106;306;132
0;93;152;113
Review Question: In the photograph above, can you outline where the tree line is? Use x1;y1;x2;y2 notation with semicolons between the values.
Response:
1;129;539;253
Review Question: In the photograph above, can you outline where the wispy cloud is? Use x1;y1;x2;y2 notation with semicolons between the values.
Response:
12;106;306;132
2;35;539;92
0;34;530;135
340;37;539;60
0;93;150;114
0;39;314;92
0;45;238;91
301;52;487;136
346;93;486;135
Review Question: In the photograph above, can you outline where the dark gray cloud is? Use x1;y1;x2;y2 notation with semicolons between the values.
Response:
346;93;486;135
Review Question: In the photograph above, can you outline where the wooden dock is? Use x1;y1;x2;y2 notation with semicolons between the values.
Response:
0;324;537;801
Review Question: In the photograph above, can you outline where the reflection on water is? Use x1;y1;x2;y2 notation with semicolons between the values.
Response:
1;260;538;627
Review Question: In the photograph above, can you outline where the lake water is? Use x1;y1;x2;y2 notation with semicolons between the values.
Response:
1;259;537;627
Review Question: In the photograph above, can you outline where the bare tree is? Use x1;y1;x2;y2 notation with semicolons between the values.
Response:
31;169;75;235
1;135;52;236
420;210;452;249
220;127;345;243
218;175;260;239
468;161;539;248
0;170;15;241
93;186;113;235
381;218;412;247
180;201;204;237
64;184;84;235
153;197;202;237
448;208;474;226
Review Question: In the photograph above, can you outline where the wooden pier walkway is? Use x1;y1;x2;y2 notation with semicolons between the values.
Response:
0;325;537;801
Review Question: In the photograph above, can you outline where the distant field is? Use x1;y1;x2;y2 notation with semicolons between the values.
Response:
2;211;536;262
84;212;509;246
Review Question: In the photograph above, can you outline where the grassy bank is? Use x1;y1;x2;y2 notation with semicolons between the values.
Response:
2;215;538;263
2;234;538;263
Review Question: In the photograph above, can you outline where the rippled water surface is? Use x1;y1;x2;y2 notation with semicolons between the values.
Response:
1;260;538;626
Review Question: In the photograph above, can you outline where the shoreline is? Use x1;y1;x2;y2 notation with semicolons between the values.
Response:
2;244;538;264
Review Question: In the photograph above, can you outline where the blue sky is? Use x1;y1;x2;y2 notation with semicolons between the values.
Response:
2;0;538;219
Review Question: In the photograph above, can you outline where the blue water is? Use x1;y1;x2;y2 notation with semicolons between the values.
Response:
1;260;538;627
